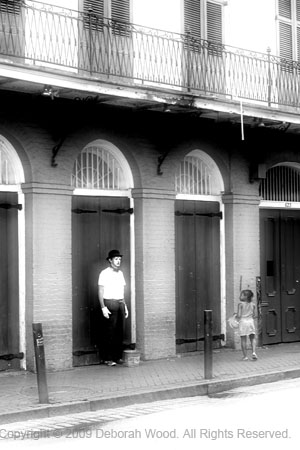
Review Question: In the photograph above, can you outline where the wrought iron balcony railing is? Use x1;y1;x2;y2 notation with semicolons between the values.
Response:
1;0;300;109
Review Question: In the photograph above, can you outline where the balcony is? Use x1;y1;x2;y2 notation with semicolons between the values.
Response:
1;1;300;130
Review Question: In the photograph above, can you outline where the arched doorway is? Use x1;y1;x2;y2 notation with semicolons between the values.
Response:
71;140;134;366
259;164;300;344
0;136;25;371
175;150;225;353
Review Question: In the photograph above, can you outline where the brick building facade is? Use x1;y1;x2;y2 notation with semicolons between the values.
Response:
0;93;272;371
1;0;300;372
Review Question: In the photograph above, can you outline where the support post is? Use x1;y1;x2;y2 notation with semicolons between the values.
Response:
32;323;49;403
204;310;213;380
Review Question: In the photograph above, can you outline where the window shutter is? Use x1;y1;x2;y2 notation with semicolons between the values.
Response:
83;0;104;30
207;1;222;44
279;21;293;60
297;0;300;21
184;0;201;40
297;26;300;60
83;0;104;17
0;0;21;14
278;0;292;19
111;0;130;23
277;0;300;62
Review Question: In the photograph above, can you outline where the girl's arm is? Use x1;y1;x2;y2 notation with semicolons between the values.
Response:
253;303;257;319
236;302;242;319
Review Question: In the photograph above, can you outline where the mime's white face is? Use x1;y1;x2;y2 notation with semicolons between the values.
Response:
110;256;122;270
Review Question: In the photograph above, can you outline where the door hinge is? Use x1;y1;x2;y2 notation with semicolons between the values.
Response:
175;211;193;216
0;352;24;361
72;208;98;214
102;208;133;215
196;211;223;219
176;334;225;345
0;203;22;211
73;349;98;357
175;211;222;219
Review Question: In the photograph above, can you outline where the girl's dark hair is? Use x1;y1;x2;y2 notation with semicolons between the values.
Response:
241;289;254;302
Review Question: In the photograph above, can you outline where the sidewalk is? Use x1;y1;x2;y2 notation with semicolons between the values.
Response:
0;342;300;426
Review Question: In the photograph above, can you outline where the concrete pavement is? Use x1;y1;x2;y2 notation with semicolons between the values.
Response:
0;342;300;427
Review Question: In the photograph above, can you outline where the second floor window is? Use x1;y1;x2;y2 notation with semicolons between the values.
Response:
82;0;130;28
278;0;300;62
184;0;223;44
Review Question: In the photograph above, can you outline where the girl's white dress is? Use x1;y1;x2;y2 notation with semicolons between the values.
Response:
238;302;256;336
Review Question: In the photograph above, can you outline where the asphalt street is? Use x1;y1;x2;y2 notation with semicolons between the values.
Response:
1;377;299;450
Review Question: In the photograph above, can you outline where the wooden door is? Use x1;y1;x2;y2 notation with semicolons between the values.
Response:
260;209;300;344
72;195;131;366
0;192;20;371
175;200;221;353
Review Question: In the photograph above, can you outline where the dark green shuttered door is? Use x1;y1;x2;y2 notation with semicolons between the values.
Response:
175;200;221;352
260;209;300;344
72;195;131;366
0;192;20;370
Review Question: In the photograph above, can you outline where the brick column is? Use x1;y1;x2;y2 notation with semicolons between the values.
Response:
132;188;176;360
22;182;73;372
223;193;260;348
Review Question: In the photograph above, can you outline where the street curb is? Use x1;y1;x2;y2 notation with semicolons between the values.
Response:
1;367;300;426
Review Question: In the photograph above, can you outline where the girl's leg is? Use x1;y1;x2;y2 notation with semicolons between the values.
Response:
249;334;257;359
241;336;247;359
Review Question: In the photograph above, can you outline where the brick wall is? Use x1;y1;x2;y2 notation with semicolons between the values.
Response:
133;188;176;360
23;183;73;371
223;155;261;348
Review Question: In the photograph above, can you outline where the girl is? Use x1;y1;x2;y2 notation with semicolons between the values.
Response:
236;289;258;361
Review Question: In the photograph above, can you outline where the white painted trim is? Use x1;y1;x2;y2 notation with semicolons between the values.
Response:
73;188;132;197
129;197;136;343
0;185;19;192
259;200;300;209
18;191;26;370
219;202;226;344
176;193;223;202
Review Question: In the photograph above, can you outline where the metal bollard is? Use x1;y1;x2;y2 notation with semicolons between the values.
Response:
32;323;49;403
204;310;213;379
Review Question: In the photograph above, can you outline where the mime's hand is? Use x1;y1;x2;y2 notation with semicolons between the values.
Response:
102;306;111;319
125;304;129;319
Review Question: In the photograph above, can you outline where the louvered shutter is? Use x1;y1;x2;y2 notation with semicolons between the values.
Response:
207;1;222;44
0;0;23;58
184;0;201;40
277;0;300;63
278;0;292;19
296;0;300;62
83;0;104;16
297;0;300;21
111;0;130;23
297;26;300;61
83;0;104;30
279;21;293;60
0;0;21;14
111;0;130;36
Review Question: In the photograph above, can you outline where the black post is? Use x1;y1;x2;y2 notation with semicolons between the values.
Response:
32;323;49;403
204;310;213;380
